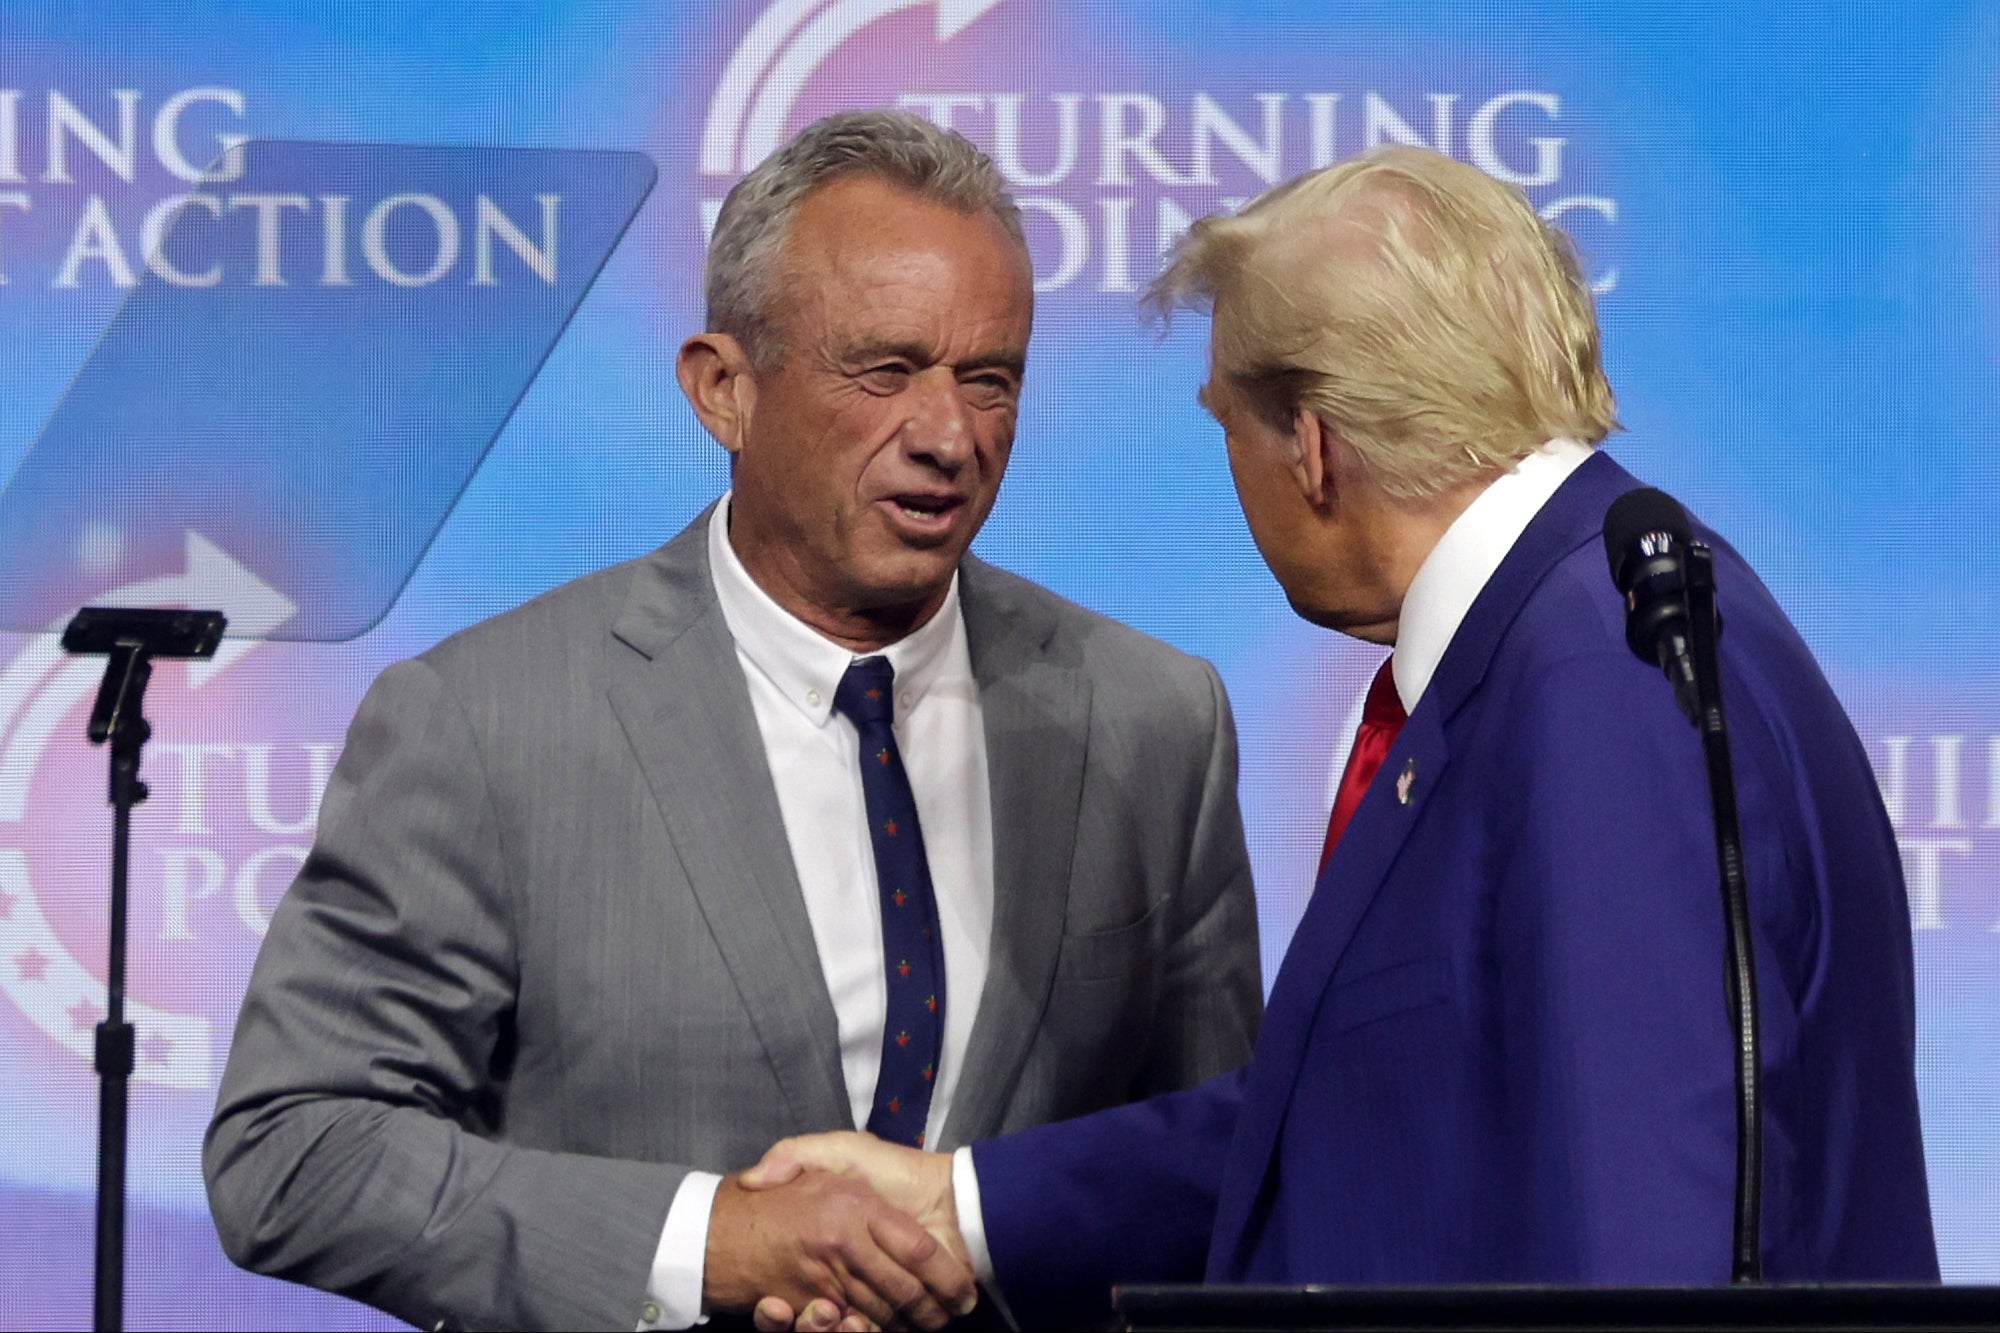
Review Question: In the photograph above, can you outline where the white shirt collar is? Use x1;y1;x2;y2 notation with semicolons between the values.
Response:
707;492;964;726
1392;438;1595;713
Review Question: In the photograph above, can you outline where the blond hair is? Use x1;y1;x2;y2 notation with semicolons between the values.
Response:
1151;144;1618;499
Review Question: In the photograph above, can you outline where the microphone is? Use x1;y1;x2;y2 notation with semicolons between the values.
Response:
1603;488;1699;725
1600;486;1763;1283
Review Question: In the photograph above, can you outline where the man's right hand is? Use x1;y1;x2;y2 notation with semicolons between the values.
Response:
704;1169;976;1331
739;1131;961;1254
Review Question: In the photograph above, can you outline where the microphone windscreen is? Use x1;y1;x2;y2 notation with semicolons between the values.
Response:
1603;487;1692;588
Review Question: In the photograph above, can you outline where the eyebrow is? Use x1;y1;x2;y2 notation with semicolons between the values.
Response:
841;339;1026;378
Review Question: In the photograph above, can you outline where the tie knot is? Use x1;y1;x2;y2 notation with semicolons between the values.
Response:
1363;657;1406;728
834;656;896;728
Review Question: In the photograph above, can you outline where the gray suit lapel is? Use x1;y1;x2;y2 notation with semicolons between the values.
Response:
939;558;1091;1148
605;515;851;1133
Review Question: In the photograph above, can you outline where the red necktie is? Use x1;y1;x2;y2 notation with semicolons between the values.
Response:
1318;657;1408;873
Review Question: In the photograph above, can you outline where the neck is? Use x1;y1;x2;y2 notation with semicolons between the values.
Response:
1321;474;1495;647
727;528;946;656
793;598;944;655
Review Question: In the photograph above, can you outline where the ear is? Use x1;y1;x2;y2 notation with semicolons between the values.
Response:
676;333;759;455
1290;407;1331;510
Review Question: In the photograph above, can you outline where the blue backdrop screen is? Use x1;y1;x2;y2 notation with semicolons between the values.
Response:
0;3;1993;1327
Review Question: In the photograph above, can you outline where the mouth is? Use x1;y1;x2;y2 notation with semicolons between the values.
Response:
878;492;969;542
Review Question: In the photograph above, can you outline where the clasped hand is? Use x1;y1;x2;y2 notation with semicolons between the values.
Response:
703;1131;967;1332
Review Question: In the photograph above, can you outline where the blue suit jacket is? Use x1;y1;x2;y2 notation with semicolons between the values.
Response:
974;453;1937;1320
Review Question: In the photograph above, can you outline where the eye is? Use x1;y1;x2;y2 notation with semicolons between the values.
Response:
958;372;1019;411
856;363;913;394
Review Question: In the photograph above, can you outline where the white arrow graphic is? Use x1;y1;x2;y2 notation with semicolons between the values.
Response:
0;531;296;1089
0;531;297;812
706;0;1006;178
701;0;830;176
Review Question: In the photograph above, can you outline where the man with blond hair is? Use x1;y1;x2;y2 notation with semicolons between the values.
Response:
747;144;1936;1327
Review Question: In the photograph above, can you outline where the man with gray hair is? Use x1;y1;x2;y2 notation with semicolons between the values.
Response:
204;108;1261;1331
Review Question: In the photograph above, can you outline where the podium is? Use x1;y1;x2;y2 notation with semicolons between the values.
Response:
1113;1284;2000;1331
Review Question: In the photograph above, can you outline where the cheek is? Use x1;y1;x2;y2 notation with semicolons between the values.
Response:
1225;441;1276;515
810;407;902;497
1229;450;1305;558
976;413;1016;469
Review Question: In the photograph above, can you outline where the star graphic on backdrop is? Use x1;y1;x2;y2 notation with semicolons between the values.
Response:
140;1032;174;1066
68;999;100;1031
0;886;18;920
13;948;48;983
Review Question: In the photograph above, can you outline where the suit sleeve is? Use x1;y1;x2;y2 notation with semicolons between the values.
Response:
1134;660;1262;1094
1490;627;1755;1281
204;658;685;1332
973;1067;1246;1325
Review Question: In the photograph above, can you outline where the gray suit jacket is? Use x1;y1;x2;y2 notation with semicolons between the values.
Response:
205;515;1261;1331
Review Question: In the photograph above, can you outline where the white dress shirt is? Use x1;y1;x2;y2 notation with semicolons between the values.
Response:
1389;436;1594;713
951;436;1596;1287
640;495;994;1329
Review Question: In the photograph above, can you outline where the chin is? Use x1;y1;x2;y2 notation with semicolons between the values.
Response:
1286;592;1395;645
850;555;960;613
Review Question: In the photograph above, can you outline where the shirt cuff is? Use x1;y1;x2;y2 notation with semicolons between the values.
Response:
951;1146;995;1286
638;1170;723;1330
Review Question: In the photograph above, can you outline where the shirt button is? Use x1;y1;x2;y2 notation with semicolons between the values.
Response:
806;689;822;707
900;691;913;709
640;1299;662;1324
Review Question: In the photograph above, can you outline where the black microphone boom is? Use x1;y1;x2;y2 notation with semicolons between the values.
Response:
1601;489;1763;1286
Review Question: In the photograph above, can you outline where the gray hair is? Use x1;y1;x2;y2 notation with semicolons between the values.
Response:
705;108;1026;365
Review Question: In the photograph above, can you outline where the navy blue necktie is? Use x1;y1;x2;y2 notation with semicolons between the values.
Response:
833;656;946;1148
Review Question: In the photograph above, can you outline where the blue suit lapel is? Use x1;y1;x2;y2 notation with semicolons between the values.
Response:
1207;450;1644;1277
1205;687;1448;1278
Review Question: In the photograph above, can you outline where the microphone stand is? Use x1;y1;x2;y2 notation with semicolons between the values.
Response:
62;607;226;1333
86;642;153;1333
1683;543;1762;1284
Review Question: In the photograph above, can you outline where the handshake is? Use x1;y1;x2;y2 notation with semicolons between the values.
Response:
706;1132;978;1333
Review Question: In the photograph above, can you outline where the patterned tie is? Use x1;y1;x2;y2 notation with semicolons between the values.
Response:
833;656;946;1148
1318;657;1407;873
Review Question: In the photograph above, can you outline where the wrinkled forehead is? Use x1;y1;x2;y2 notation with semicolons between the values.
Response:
778;180;1031;328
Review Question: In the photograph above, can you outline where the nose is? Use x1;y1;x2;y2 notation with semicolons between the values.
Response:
901;367;974;471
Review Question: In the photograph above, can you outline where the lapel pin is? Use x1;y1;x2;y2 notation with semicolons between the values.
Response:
1396;757;1416;805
